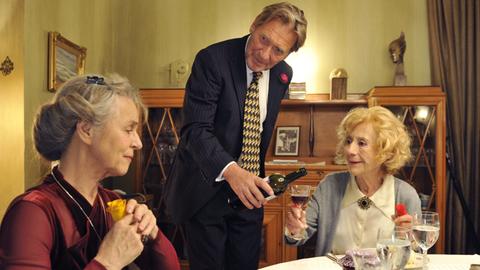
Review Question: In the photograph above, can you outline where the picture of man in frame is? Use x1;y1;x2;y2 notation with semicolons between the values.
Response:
275;127;299;156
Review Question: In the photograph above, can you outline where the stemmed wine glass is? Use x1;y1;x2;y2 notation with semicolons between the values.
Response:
290;184;311;208
411;211;440;270
288;184;311;239
377;226;412;270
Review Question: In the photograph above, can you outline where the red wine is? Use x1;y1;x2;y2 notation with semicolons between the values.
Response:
228;167;308;210
291;195;309;207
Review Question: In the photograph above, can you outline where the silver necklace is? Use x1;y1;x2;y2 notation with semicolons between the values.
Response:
50;172;105;241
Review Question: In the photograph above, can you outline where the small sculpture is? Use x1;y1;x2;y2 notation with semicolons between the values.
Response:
329;68;348;100
389;32;406;86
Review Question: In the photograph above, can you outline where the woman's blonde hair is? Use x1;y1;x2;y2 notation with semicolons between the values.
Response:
33;74;146;161
335;106;412;174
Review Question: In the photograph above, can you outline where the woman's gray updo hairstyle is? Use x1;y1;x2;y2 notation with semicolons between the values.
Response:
33;73;146;161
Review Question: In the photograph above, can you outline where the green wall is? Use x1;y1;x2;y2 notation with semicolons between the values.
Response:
24;0;114;188
0;0;25;217
23;0;430;191
117;0;430;92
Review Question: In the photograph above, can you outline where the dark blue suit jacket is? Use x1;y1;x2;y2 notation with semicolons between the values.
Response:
165;35;292;224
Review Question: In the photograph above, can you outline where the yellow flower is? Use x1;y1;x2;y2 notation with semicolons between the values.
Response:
106;199;127;222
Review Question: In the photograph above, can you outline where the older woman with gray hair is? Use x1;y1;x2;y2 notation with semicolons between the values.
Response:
285;106;421;256
0;74;179;269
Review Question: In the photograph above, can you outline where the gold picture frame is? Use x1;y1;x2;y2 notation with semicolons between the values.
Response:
48;32;86;92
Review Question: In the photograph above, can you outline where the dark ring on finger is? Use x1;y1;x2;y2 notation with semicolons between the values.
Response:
141;235;153;245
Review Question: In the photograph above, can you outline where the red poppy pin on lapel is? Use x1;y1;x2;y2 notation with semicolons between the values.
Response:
280;73;289;84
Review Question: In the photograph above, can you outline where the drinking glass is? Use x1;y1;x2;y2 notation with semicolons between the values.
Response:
411;211;440;270
377;226;412;270
289;184;311;209
288;185;311;239
351;248;382;270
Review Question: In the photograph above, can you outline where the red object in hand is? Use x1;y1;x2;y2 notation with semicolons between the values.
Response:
395;203;408;216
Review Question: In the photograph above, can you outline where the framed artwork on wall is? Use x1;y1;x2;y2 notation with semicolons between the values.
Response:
48;32;86;92
274;126;300;156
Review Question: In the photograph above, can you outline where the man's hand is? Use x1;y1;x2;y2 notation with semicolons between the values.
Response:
223;163;273;209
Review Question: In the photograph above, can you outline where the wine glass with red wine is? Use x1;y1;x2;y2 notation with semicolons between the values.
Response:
288;184;312;239
289;184;311;209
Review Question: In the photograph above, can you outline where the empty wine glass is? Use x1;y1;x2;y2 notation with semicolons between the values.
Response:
411;211;440;270
377;226;412;270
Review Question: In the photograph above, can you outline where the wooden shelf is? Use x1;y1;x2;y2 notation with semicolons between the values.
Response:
140;88;184;108
366;86;444;98
281;92;365;104
281;98;367;106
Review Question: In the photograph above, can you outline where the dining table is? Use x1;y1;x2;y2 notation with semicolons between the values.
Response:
259;254;480;270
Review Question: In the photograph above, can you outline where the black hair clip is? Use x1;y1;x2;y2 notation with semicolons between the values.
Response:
86;76;106;85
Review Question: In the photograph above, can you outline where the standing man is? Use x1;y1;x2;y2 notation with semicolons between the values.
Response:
165;2;307;269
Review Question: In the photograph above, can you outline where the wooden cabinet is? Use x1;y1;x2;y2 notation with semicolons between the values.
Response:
135;87;446;268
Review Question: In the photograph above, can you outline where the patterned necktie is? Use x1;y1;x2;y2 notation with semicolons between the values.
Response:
240;71;263;175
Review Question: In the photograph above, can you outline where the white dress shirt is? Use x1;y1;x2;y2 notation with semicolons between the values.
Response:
330;174;396;254
215;38;270;181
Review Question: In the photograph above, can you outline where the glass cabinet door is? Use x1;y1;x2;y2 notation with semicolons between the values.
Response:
367;86;446;253
140;107;189;261
137;89;188;267
386;105;437;211
141;107;181;202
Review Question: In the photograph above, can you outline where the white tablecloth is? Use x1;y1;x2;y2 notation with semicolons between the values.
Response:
259;254;480;270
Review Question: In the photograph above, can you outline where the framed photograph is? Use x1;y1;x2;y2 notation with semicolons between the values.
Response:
48;32;86;92
274;126;300;156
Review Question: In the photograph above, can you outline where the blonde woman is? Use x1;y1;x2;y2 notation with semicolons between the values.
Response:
285;106;421;255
